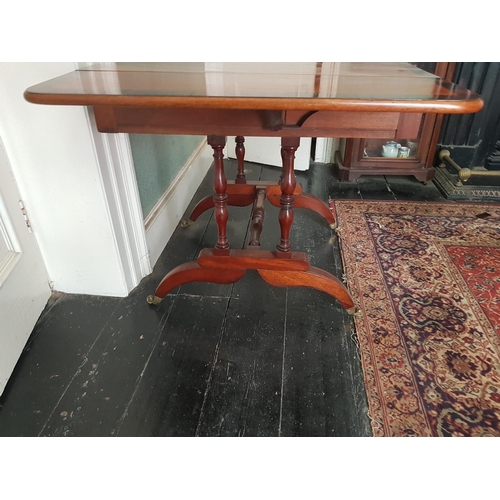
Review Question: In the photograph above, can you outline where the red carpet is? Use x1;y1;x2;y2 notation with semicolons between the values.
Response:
335;200;500;436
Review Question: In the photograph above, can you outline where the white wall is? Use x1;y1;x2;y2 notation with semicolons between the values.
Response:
0;63;130;297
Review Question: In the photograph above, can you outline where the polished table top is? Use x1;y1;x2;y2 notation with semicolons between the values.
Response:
24;62;483;114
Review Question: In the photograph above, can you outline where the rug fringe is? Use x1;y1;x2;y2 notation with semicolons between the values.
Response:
335;226;365;262
367;409;384;435
350;326;360;352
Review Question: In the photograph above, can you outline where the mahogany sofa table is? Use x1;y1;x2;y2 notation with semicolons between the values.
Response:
25;63;483;314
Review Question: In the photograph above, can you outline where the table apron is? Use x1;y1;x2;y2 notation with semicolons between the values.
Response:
93;106;423;139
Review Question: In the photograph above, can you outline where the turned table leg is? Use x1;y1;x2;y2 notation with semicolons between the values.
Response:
208;135;230;255
277;137;299;256
235;136;246;184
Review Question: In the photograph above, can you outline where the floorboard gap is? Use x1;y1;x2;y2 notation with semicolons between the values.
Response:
115;301;174;436
278;288;288;437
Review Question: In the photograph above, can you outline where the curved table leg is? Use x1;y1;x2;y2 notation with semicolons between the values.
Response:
147;262;246;304
257;266;359;314
187;195;216;223
187;193;256;223
294;193;336;228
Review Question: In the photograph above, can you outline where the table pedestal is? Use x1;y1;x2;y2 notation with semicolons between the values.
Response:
147;135;358;315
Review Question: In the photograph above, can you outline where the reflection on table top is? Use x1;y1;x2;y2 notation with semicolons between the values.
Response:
24;62;483;114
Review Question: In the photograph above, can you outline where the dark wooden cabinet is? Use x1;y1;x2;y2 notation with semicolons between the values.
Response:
335;62;456;183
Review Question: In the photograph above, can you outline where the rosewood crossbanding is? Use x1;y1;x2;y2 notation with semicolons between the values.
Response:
24;63;483;314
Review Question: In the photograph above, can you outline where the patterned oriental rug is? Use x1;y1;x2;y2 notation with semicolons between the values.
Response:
334;200;500;437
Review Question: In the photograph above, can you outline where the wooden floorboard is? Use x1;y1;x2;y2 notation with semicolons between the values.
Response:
121;295;231;437
0;159;450;437
0;293;122;436
195;275;286;437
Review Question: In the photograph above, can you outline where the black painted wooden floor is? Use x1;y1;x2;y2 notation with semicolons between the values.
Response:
0;160;447;437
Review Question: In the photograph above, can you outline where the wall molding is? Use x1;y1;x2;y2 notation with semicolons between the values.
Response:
145;138;212;266
86;107;152;295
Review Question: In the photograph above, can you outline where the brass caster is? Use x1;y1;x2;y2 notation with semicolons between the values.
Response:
346;307;362;317
147;295;163;306
330;223;337;230
180;219;195;228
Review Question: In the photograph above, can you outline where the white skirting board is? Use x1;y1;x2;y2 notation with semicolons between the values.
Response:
144;139;213;267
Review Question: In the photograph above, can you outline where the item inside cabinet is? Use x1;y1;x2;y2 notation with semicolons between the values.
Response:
363;138;420;159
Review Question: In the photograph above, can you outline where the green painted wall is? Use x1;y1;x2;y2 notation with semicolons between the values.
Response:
129;134;203;217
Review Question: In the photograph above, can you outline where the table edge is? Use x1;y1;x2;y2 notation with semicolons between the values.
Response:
23;90;484;115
